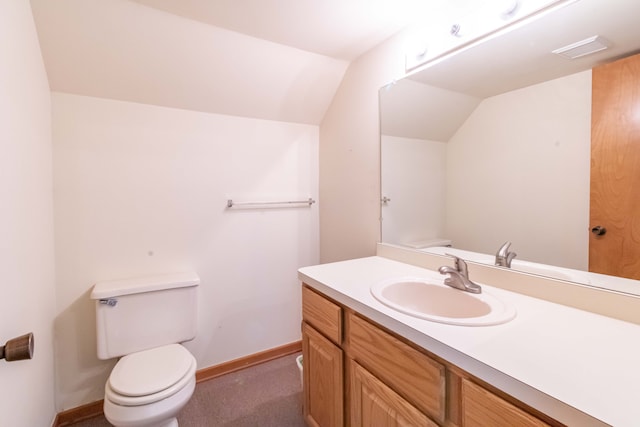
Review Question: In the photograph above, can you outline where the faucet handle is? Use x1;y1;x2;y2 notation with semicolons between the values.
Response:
444;253;468;277
496;241;511;257
495;241;517;267
439;257;481;294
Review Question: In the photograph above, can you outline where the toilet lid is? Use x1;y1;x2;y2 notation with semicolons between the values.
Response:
109;344;194;397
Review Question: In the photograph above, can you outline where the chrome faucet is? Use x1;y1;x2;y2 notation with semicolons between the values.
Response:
495;241;517;268
439;255;482;294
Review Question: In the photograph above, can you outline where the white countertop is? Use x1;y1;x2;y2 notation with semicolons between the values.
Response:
299;256;640;427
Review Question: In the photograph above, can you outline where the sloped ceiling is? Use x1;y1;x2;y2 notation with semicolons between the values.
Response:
380;79;481;141
128;0;439;61
29;0;454;125
30;0;352;124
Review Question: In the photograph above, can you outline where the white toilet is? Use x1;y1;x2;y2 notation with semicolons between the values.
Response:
90;272;200;427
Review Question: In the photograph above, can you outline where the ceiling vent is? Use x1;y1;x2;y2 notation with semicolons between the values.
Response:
552;35;610;59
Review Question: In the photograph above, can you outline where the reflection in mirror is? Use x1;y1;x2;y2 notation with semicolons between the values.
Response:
380;0;640;295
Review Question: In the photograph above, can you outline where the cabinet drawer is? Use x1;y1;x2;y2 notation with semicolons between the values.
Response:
302;285;342;344
347;312;446;424
462;379;551;427
350;359;438;427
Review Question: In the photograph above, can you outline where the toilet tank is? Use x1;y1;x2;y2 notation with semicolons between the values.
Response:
90;272;199;360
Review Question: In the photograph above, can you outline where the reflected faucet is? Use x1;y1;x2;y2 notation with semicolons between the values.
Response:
439;254;482;294
495;241;517;268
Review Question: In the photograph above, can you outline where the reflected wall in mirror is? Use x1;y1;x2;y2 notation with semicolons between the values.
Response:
380;0;640;294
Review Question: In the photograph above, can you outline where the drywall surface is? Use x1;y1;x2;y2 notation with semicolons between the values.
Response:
319;31;408;262
0;1;56;425
52;93;319;410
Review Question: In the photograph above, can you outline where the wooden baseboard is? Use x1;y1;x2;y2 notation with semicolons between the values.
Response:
52;340;302;426
53;400;104;427
196;340;302;383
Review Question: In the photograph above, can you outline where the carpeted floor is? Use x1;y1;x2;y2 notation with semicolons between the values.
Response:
73;352;305;426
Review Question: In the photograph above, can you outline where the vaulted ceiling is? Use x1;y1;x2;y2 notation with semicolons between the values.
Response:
129;0;450;61
29;0;447;124
35;1;640;129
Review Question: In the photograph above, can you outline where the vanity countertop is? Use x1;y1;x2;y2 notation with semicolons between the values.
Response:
299;256;640;427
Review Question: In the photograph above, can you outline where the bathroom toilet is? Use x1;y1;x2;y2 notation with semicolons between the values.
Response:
90;272;199;427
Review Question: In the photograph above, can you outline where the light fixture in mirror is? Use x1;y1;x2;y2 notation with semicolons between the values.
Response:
380;0;640;296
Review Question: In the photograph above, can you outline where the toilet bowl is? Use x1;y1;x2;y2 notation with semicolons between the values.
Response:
103;344;197;427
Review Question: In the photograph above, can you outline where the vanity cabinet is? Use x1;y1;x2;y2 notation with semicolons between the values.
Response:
301;284;558;427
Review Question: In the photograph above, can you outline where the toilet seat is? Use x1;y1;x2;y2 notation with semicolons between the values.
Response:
106;344;196;407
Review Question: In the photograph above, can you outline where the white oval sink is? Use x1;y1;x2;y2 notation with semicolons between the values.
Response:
371;277;516;326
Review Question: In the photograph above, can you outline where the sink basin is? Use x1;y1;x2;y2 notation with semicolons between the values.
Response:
371;277;516;326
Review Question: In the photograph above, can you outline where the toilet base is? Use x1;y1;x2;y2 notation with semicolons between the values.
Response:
104;376;195;427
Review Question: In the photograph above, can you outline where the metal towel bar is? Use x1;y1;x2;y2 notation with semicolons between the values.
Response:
226;198;315;208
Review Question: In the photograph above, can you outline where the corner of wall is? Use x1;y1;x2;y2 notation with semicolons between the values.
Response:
318;31;410;263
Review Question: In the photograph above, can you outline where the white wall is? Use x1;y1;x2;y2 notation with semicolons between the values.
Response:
446;70;592;270
52;93;319;410
319;32;408;262
381;135;447;246
0;1;56;426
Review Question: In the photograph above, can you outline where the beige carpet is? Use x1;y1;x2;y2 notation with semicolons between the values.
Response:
74;352;305;426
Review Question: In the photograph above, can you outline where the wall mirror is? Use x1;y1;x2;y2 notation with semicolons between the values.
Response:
380;0;640;295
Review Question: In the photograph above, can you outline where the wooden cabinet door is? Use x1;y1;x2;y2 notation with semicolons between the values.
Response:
350;360;437;427
347;312;445;424
590;52;640;279
302;322;344;427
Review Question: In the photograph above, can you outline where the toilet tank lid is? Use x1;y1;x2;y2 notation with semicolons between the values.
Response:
90;272;200;300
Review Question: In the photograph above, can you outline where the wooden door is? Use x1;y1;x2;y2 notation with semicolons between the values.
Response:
350;360;436;427
302;323;343;427
589;52;640;279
